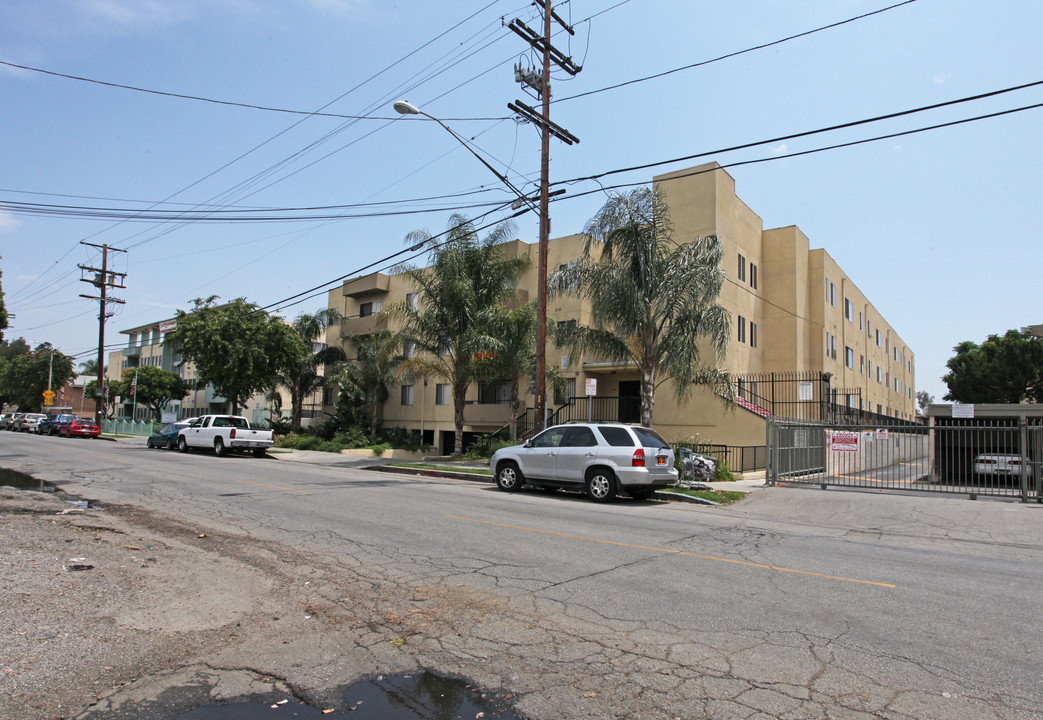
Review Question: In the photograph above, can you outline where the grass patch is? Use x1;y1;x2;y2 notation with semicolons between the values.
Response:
659;488;747;505
388;462;492;476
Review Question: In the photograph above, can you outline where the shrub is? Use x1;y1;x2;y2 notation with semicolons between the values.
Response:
371;442;392;457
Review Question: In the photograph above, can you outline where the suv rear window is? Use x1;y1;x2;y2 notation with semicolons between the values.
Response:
632;427;670;449
597;426;635;447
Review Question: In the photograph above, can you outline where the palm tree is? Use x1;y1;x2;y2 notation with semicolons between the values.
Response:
550;186;731;427
384;215;529;456
335;330;405;442
482;302;568;441
275;308;345;433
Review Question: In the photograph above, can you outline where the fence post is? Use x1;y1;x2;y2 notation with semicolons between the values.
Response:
1020;417;1029;503
766;417;775;485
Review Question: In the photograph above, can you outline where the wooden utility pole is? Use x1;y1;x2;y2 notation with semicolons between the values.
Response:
508;1;581;432
78;242;126;425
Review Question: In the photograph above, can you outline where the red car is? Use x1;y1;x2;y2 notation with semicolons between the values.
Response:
59;418;101;438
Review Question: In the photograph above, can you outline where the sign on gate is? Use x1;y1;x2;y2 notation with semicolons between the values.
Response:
831;431;859;452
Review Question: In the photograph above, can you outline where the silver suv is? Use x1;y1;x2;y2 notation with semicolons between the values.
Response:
490;422;678;502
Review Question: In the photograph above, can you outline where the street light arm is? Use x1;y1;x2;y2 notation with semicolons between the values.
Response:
393;100;539;214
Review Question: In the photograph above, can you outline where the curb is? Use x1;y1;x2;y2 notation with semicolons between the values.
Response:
366;464;494;483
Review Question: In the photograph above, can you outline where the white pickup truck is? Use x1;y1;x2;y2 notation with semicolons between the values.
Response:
177;415;274;457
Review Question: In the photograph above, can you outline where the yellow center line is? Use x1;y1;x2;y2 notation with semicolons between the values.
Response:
447;515;895;588
90;454;129;463
231;478;314;494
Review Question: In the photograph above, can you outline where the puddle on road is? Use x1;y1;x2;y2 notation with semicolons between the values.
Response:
177;671;524;719
0;467;53;491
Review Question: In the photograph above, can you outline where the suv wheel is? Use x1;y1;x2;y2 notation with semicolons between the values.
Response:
586;468;617;503
178;436;190;453
496;461;523;492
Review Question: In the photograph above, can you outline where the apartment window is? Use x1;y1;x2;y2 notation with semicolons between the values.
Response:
826;279;836;307
405;292;419;310
867;319;872;338
359;299;382;317
435;383;450;405
738;254;746;282
749;264;758;290
831;334;837;360
738;316;747;343
403;341;416;359
400;384;414;406
844;298;854;321
877;367;882;383
558;261;581;289
478;382;510;404
876;329;881;347
560;355;570;370
859;311;864;330
860;355;865;374
749;321;758;348
894;347;898;361
845;347;854;369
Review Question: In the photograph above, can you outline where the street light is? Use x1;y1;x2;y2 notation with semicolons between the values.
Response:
392;101;538;215
393;100;553;431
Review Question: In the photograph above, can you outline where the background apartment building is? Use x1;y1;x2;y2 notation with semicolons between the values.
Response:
108;317;313;426
329;162;915;454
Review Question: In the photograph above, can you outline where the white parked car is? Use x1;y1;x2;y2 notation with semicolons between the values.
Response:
974;453;1031;478
20;413;48;433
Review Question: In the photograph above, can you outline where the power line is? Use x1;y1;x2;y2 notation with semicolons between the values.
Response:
0;61;508;122
555;79;1043;187
554;0;920;104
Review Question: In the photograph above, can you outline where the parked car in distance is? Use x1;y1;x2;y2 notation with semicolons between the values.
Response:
20;413;48;433
59;418;101;438
0;412;13;428
974;453;1031;479
147;422;190;450
490;422;679;502
177;415;274;457
4;413;26;431
39;414;77;436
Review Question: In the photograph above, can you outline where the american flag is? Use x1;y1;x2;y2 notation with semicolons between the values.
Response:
58;385;65;403
103;381;109;402
129;372;137;395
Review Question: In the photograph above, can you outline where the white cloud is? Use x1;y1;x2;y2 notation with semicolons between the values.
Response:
77;0;194;33
772;143;788;155
0;211;20;233
933;72;951;85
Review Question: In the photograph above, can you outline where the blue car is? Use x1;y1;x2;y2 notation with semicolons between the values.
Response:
146;422;190;450
40;414;77;436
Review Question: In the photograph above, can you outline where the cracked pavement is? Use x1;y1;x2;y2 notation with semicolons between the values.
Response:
2;433;1042;720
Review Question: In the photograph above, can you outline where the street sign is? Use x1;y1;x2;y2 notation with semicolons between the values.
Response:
42;389;56;400
585;378;597;396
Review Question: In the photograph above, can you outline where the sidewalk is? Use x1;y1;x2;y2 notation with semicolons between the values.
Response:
268;449;769;494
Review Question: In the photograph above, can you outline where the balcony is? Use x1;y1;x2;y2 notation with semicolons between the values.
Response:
342;273;390;298
342;314;388;335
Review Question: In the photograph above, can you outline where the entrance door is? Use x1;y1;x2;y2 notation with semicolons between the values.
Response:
618;381;640;424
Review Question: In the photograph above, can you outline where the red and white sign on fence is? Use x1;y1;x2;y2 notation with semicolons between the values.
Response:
831;431;860;452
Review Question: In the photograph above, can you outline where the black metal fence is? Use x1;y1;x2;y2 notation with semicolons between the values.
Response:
767;416;1043;501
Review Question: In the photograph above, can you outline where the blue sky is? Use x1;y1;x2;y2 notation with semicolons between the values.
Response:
2;0;1041;405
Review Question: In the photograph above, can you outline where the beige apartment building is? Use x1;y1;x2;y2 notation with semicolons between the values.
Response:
328;162;915;454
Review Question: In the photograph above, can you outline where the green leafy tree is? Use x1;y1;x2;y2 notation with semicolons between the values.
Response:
0;342;74;411
173;296;305;415
334;330;405;443
275;307;345;433
0;267;8;342
550;186;731;427
78;358;103;378
384;215;529;456
85;377;127;419
121;366;189;421
0;338;31;409
942;330;1043;403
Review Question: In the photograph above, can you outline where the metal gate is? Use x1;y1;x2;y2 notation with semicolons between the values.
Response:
767;417;1043;502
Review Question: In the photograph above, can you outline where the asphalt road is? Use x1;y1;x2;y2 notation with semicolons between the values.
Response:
4;430;1043;720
